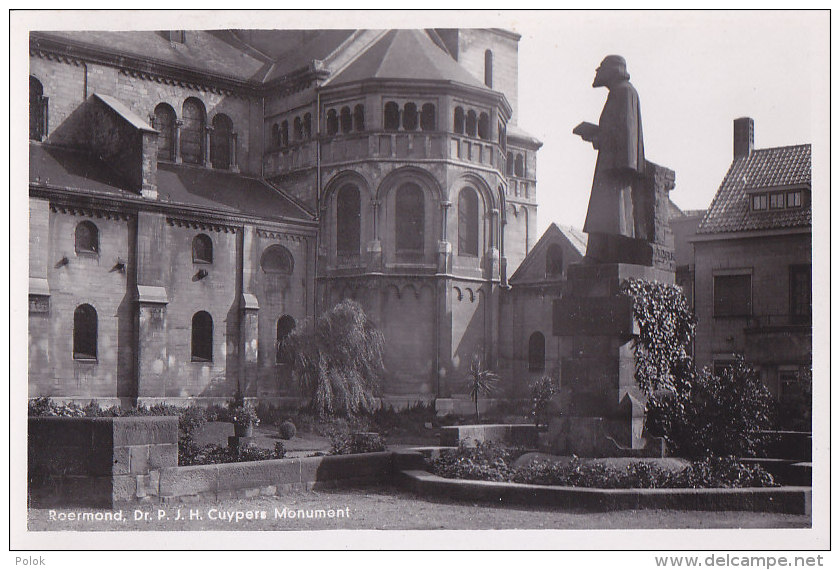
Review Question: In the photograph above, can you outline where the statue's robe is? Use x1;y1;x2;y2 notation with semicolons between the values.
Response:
583;80;645;238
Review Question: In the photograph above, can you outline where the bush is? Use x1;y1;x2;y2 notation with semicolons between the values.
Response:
431;440;519;482
646;358;775;459
277;420;297;440
283;299;384;419
180;442;287;466
328;430;386;455
529;375;559;426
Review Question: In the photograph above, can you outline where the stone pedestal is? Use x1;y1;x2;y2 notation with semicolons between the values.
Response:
549;162;675;457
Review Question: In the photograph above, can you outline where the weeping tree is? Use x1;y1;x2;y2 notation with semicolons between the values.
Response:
282;299;384;419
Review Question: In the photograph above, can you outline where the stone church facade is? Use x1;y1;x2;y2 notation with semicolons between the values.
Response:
27;28;544;407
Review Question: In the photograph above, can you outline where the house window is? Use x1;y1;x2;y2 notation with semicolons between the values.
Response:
192;234;213;264
181;98;206;165
477;112;490;140
528;332;545;372
713;273;752;317
752;194;768;210
73;304;98;360
75;221;99;255
453;106;465;134
484;49;493;88
153;103;176;161
336;184;361;256
276;315;296;364
790;264;811;324
787;191;802;208
271;123;279;148
353;104;365;131
340;106;352;134
191;311;213;362
281;120;289;147
769;192;785;209
260;245;294;275
506;152;514;176
395;183;424;252
458;187;479;257
30;76;48;141
420;103;436;131
402;102;418;131
546;244;563;278
294;116;303;140
384;102;400;131
326;110;338;136
466;110;477;137
210;114;233;169
515;154;525;177
303;113;312;138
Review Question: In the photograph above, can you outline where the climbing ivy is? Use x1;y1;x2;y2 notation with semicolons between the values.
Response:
619;278;697;395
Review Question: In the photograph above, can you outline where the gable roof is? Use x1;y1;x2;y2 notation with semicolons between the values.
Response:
326;29;488;89
508;222;587;284
93;93;156;132
697;144;811;234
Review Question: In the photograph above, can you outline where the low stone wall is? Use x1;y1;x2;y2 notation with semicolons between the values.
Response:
28;416;178;507
397;470;812;515
157;452;394;503
439;424;539;447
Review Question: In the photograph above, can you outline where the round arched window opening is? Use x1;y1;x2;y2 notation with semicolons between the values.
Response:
276;315;297;364
75;221;99;255
261;245;294;275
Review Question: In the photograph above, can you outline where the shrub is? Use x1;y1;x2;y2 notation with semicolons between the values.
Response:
463;355;500;422
277;420;297;440
328;430;386;455
283;299;384;419
274;441;287;458
646;357;775;459
431;440;518;482
529;375;559;426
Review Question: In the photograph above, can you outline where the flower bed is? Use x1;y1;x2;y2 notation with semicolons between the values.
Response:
430;441;778;489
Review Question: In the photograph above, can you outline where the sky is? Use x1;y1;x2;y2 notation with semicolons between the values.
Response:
511;11;827;234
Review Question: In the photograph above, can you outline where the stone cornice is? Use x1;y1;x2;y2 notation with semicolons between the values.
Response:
49;203;134;221
166;216;239;234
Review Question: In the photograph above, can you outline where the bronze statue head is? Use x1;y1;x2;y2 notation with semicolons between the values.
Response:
593;55;630;87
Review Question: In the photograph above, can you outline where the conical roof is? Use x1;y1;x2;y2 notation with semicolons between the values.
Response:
327;29;487;89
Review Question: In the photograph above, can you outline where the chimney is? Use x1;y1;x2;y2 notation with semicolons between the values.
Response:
733;117;754;158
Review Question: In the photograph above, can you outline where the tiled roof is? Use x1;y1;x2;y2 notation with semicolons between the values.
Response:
697;144;811;234
327;29;487;89
30;143;313;223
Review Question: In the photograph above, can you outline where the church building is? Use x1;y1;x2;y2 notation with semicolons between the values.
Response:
27;28;543;407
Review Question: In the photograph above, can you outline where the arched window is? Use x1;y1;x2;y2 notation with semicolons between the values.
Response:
191;311;213;362
402;102;418;131
303;113;312;138
528;332;545;372
281;120;289;147
506;151;514;176
353;104;365;131
420;103;436;131
75;221;99;255
453;106;465;134
294;116;303;140
478;112;490;140
276;315;296;364
340;106;352;134
30;76;47;141
395;183;424;252
484;49;494;88
546;243;563;278
192;234;213;264
260;245;294;275
271;123;279;148
153;103;176;161
515;153;525;177
181;98;206;165
210;114;233;169
326;109;338;136
458;187;479;257
384;102;400;131
466;110;477;137
336;184;361;256
73;304;98;360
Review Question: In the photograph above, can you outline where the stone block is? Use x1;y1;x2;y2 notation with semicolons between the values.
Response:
148;443;178;469
129;445;150;474
215;460;292;491
112;417;179;446
159;465;219;497
111;474;137;503
553;296;635;337
112;446;131;475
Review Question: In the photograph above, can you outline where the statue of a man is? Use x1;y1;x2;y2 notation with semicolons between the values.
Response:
574;55;646;246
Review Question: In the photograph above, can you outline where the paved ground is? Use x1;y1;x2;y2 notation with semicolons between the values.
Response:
28;486;810;531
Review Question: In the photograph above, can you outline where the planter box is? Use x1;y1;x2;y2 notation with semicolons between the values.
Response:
439;424;539;447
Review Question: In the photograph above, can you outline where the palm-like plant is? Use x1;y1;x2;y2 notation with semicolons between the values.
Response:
464;354;500;423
